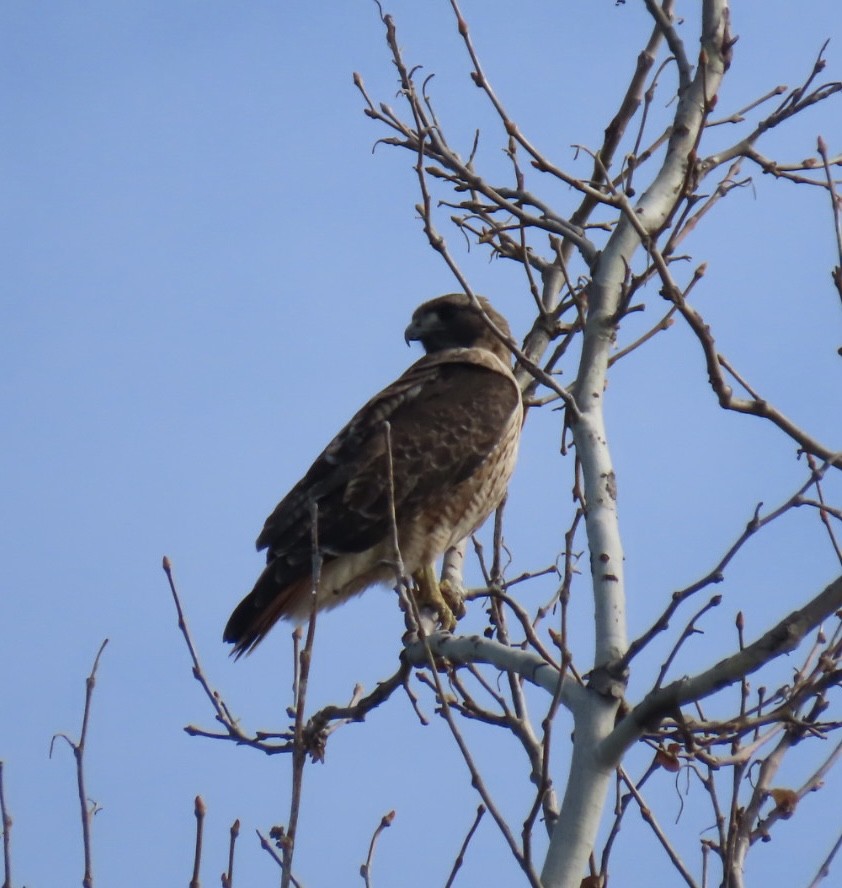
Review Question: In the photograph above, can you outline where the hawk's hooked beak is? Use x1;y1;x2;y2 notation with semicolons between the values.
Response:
404;319;422;346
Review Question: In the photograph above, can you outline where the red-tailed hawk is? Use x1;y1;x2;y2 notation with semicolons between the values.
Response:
224;293;522;656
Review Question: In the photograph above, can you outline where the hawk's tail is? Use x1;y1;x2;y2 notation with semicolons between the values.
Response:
223;569;311;658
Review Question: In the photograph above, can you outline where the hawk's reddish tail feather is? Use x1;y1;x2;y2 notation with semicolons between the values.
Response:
223;572;311;658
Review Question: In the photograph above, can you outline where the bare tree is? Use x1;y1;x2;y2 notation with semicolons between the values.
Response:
0;0;842;888
159;2;841;887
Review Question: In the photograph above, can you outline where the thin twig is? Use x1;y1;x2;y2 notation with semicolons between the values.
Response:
405;610;542;885
605;576;842;764
751;736;842;844
806;827;842;888
382;421;405;579
49;638;108;888
654;594;723;690
303;659;412;753
169;545;408;769
618;766;698;888
282;501;322;888
444;805;486;888
360;810;395;887
190;795;205;888
221;818;239;888
0;762;12;888
816;134;842;304
599;759;658;879
623;461;839;668
164;558;268;742
706;84;788;127
701;40;842;174
257;830;302;887
654;242;842;469
804;453;842;565
396;493;544;886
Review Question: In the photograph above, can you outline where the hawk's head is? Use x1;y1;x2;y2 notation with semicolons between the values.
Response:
405;294;513;364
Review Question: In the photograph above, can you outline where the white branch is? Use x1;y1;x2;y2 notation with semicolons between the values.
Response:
601;575;842;765
403;632;586;715
540;698;618;888
542;4;732;887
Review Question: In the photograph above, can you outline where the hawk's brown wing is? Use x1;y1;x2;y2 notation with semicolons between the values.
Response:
223;348;520;654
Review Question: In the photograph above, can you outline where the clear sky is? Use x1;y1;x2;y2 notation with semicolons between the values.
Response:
2;2;841;886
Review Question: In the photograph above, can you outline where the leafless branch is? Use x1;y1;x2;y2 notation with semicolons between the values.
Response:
643;0;691;86
382;421;405;581
281;502;323;888
444;804;486;888
190;795;205;888
654;594;723;690
806;826;842;888
624;455;841;670
404;632;583;711
221;818;239;888
164;557;292;753
360;810;395;887
706;84;788;127
605;575;842;762
303;659;412;754
752;736;842;844
616;765;698;888
257;829;302;887
49;638;108;888
804;453;842;565
817;134;842;303
0;762;12;888
701;41;842;175
403;600;543;886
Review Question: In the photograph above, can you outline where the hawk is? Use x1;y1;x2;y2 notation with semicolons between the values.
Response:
224;293;523;656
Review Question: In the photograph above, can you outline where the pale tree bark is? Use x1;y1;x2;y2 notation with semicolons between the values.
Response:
541;4;732;885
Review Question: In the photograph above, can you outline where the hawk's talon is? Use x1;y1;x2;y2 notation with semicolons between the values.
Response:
439;578;466;622
410;564;464;632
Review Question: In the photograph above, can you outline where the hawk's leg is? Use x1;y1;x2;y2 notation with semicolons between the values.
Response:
410;562;466;632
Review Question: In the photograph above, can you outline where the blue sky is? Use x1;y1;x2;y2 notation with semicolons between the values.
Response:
2;2;841;886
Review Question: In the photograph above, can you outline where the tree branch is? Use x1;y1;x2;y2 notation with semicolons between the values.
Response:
404;632;585;713
0;762;12;888
603;575;842;764
49;639;108;888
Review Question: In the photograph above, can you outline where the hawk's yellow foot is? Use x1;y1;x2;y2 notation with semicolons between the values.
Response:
439;579;467;622
410;563;466;631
